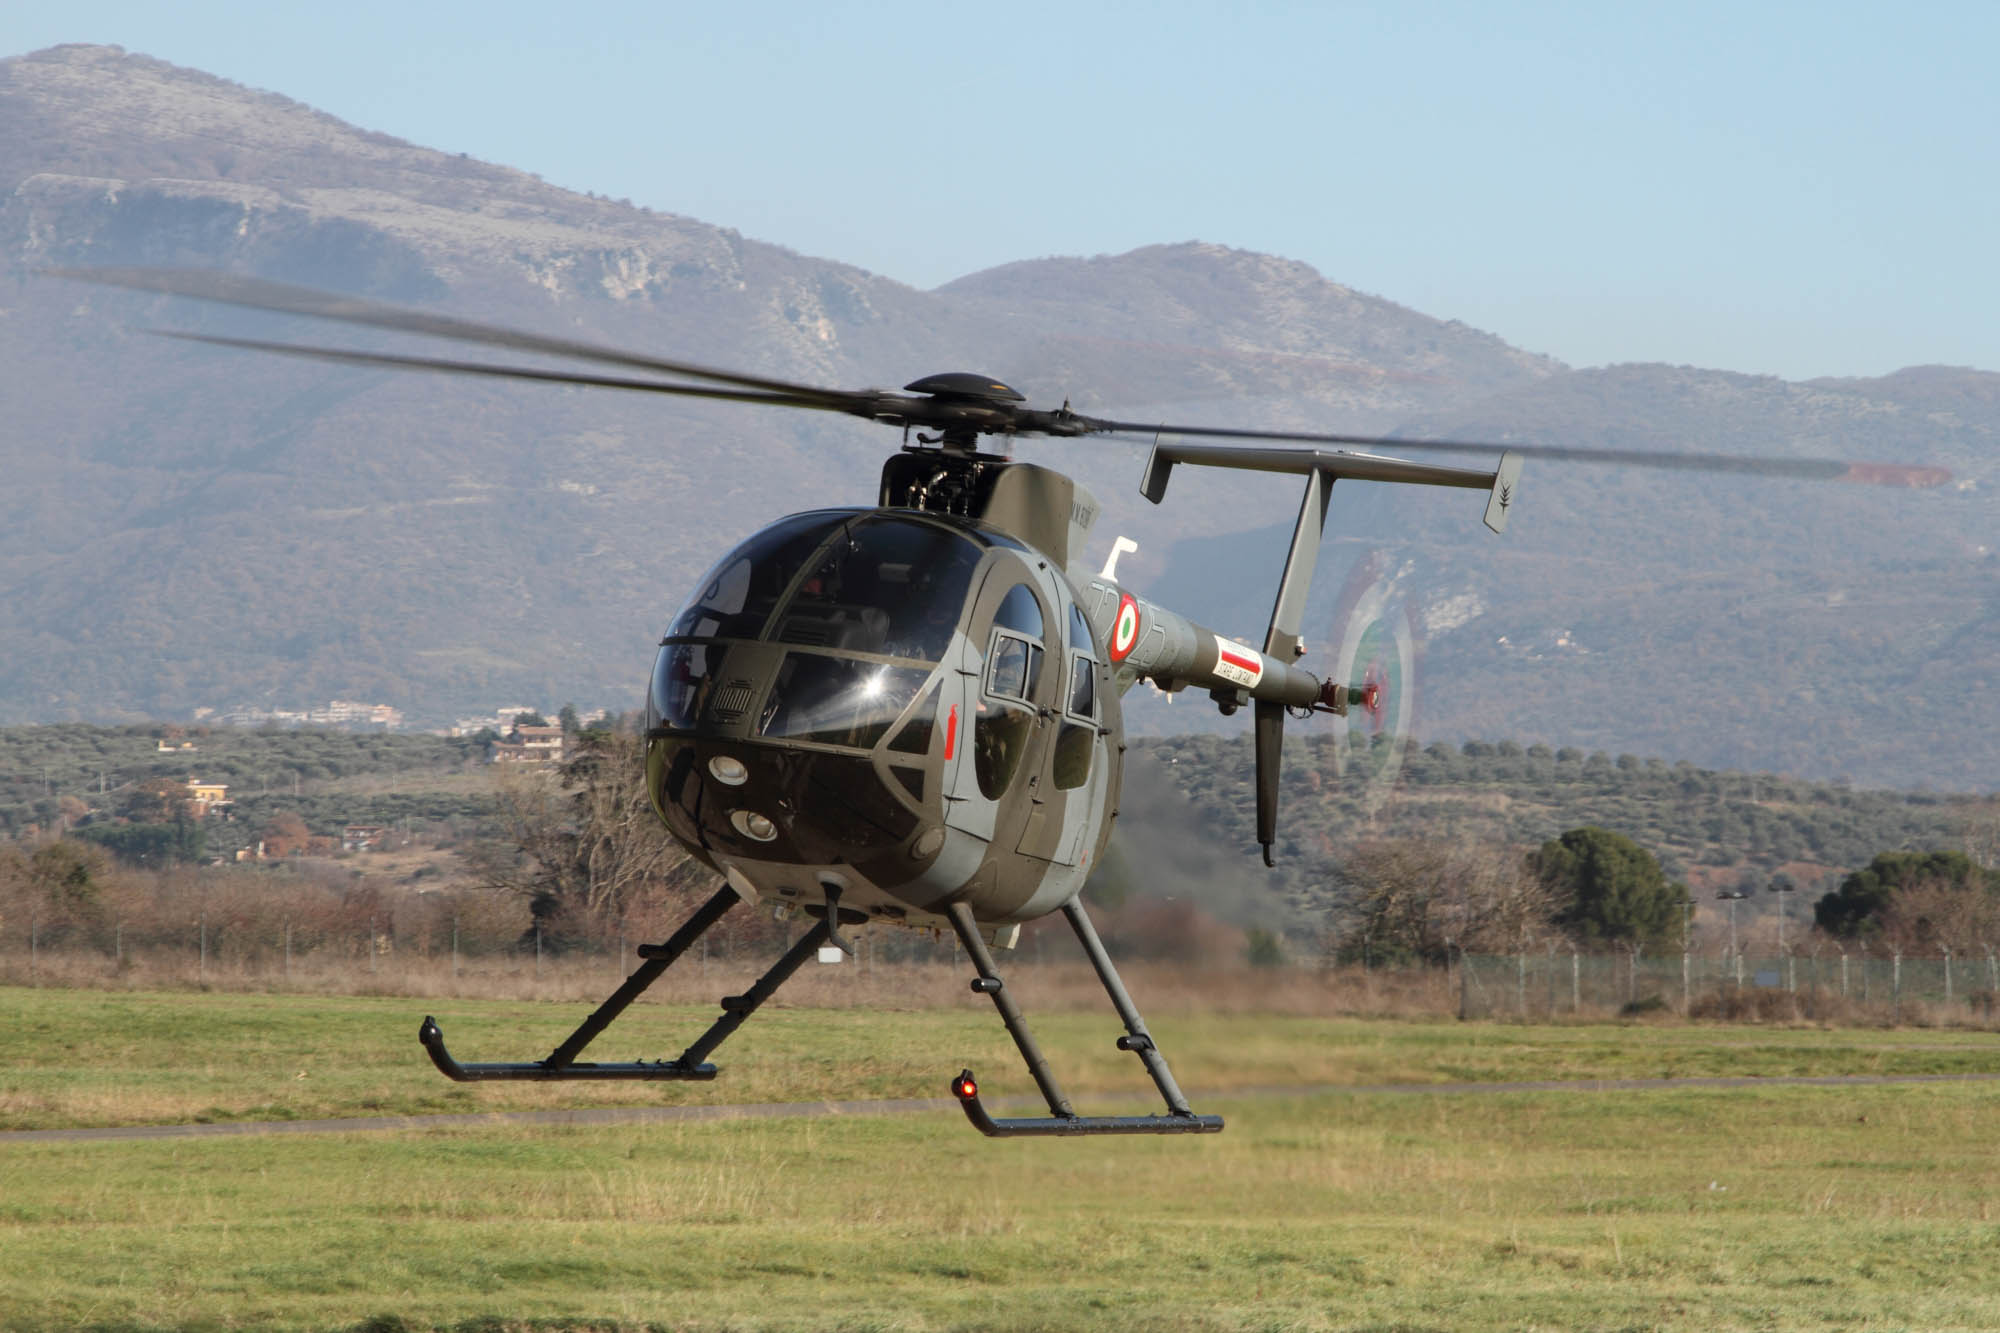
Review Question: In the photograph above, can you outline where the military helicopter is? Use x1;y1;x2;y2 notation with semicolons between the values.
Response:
60;267;1951;1137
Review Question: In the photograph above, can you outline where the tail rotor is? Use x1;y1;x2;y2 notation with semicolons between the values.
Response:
1326;550;1420;819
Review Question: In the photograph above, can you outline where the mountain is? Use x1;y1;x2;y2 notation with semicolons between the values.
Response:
1;44;1993;792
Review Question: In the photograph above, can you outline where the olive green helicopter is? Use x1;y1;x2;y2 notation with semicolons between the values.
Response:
59;267;1949;1137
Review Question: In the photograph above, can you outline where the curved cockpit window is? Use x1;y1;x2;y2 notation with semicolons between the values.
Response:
758;659;933;749
666;511;985;663
651;511;990;751
1068;604;1096;654
977;581;1048;799
776;517;986;661
994;584;1045;640
667;510;850;642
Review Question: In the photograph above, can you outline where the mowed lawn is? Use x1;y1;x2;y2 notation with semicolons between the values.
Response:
3;987;2000;1330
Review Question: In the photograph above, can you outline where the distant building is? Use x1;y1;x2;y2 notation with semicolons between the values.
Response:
211;699;404;730
341;824;389;852
491;723;567;765
183;778;232;818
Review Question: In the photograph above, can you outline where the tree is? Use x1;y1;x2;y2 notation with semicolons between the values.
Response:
261;812;313;858
1814;850;2000;941
77;820;205;866
1532;826;1684;951
512;712;548;729
1329;838;1556;966
558;703;581;735
23;840;107;915
117;777;186;823
465;727;700;947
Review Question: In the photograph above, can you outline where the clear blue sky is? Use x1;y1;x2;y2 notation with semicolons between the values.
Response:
7;1;1995;380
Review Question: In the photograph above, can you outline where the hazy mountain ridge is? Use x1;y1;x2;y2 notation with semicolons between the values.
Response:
1;44;1992;792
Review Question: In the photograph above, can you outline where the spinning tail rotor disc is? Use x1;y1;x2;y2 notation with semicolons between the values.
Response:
1326;551;1420;818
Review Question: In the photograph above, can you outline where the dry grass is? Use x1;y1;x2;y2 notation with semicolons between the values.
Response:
0;940;1462;1021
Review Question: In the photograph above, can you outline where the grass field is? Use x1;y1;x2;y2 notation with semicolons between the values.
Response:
4;986;2000;1331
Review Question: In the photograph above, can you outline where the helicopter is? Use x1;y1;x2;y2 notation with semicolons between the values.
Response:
58;267;1952;1137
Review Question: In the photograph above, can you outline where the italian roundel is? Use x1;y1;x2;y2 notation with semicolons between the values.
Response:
1109;593;1141;662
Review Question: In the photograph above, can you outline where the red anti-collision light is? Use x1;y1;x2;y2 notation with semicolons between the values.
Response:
954;1074;977;1099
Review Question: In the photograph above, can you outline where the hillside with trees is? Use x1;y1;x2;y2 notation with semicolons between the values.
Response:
1128;732;1996;929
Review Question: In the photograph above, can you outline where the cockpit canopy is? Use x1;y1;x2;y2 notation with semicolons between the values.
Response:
648;510;999;749
665;510;990;660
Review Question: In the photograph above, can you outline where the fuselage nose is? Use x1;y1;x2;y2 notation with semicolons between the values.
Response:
645;729;945;900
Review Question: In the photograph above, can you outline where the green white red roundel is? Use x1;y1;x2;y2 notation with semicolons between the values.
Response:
1109;593;1141;662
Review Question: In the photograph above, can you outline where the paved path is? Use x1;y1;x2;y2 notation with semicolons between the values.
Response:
6;1070;1998;1145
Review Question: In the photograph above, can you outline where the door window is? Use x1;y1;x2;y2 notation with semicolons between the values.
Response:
974;582;1047;799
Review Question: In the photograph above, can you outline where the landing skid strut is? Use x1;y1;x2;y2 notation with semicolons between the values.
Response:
945;898;1223;1137
417;882;1221;1137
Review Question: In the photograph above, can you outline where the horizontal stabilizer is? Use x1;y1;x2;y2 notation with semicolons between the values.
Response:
1484;451;1524;533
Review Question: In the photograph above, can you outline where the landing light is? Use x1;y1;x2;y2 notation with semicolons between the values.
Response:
708;755;748;786
729;809;777;842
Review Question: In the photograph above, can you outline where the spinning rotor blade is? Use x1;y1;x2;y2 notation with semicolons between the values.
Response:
154;331;847;411
53;266;873;411
1083;417;1949;487
51;267;1953;486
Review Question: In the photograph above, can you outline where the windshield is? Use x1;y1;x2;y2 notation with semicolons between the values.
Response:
666;511;852;641
666;512;986;663
651;511;990;751
758;658;934;749
772;516;985;661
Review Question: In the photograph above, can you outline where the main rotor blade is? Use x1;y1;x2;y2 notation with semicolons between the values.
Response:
54;266;871;411
154;331;855;412
1086;418;1951;487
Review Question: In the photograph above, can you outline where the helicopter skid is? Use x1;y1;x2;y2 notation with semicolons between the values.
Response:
415;878;1221;1138
419;1018;718;1081
416;883;836;1086
950;1070;1223;1136
943;897;1225;1138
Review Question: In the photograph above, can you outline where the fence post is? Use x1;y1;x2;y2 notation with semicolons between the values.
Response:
28;907;36;984
1517;953;1526;1019
199;908;207;982
1457;948;1468;1021
1571;949;1580;1013
1547;941;1557;1020
452;916;460;980
1892;952;1902;1024
1945;946;1953;1010
283;921;291;981
1840;952;1848;998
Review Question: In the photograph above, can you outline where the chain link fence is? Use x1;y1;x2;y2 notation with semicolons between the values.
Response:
1456;948;2000;1024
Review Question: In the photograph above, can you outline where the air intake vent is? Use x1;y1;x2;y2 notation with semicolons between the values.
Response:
708;679;755;722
